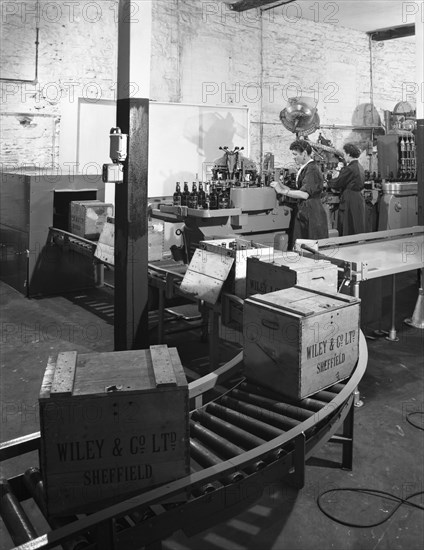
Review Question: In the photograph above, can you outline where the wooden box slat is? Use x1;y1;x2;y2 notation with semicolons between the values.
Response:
50;351;77;396
150;345;177;387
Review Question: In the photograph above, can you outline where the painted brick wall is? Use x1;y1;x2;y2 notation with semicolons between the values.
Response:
152;0;416;172
0;0;117;168
1;0;416;174
371;36;416;112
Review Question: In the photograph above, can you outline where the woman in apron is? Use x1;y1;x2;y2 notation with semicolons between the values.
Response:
328;143;366;236
271;140;328;249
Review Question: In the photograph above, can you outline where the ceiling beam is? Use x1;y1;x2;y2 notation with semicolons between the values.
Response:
225;0;294;12
368;24;415;41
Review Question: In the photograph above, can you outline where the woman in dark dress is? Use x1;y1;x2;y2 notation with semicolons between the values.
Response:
271;140;328;250
329;143;366;236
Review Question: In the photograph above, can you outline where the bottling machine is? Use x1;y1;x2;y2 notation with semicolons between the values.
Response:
376;103;418;230
157;146;292;260
156;99;346;260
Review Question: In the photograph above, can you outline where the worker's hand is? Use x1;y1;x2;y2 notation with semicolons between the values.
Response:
270;181;289;195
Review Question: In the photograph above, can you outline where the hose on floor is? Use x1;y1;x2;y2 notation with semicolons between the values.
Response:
406;411;424;431
317;488;424;528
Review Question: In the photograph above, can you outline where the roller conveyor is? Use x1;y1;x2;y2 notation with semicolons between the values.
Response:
0;334;367;550
48;228;98;258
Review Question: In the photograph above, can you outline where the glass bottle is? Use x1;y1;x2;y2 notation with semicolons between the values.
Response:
410;136;416;178
181;182;190;206
173;182;181;206
218;186;229;209
198;182;206;208
188;182;198;209
209;183;218;210
405;136;411;172
399;137;406;176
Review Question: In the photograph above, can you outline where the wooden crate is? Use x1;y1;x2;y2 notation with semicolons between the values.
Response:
200;238;274;298
246;254;338;296
39;345;189;516
148;219;165;261
180;247;234;305
94;216;114;265
243;287;360;400
70;200;114;240
94;217;165;265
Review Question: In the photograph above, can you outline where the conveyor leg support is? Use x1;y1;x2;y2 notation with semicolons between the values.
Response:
341;400;354;470
353;387;363;408
157;288;165;344
329;400;355;469
209;309;220;371
350;282;364;406
95;262;104;287
94;519;117;549
287;433;305;489
386;274;399;342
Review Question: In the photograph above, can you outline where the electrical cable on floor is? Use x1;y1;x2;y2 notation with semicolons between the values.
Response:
317;488;424;528
406;411;424;431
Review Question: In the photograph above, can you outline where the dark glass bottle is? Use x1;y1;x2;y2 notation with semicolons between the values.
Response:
218;186;229;209
173;182;181;206
209;184;218;210
181;182;190;206
198;182;206;208
188;182;198;209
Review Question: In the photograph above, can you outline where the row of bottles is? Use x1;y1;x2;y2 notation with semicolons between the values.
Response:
173;181;231;210
398;135;416;180
215;240;249;251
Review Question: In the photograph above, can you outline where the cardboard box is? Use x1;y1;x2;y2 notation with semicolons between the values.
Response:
200;238;274;298
243;287;360;400
94;217;166;265
70;200;114;240
180;247;234;305
39;345;189;516
246;254;338;296
148;219;165;261
94;217;114;265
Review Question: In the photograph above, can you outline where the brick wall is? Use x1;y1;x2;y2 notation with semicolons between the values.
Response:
152;0;416;172
0;0;117;169
1;0;416;174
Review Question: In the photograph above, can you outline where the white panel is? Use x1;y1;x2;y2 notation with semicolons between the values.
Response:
148;102;249;197
75;100;249;202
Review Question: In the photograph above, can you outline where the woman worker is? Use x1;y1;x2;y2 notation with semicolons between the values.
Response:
271;140;328;250
328;143;366;236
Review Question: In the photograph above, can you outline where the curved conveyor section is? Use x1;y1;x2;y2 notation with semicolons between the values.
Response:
0;332;368;550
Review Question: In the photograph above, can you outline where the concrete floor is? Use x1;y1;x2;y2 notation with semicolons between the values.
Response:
0;272;423;550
